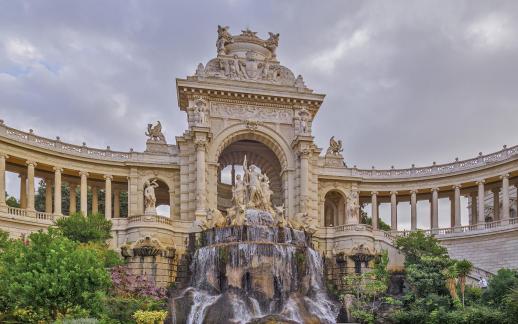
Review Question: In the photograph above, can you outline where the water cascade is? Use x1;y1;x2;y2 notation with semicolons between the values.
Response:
171;209;339;323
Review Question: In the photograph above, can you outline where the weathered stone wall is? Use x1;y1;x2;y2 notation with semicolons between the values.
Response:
439;227;518;273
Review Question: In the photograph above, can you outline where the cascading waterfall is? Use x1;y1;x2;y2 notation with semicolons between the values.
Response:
171;209;339;324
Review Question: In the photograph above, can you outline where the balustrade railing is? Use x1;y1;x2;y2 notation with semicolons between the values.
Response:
35;211;55;221
352;144;518;179
0;121;176;163
128;215;173;226
7;206;27;217
331;217;518;242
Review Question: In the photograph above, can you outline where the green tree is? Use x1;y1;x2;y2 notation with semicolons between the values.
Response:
395;230;448;265
0;229;111;321
342;251;394;323
359;204;391;230
483;269;518;306
455;259;473;306
55;212;112;243
5;194;19;208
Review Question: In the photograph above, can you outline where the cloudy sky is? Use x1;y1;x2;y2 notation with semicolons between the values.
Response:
1;1;518;227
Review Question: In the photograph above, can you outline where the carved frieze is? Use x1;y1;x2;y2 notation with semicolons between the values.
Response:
210;102;293;124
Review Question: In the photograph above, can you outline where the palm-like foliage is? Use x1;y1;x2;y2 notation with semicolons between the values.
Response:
456;259;473;306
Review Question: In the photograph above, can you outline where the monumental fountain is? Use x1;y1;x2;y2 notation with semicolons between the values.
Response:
171;157;339;323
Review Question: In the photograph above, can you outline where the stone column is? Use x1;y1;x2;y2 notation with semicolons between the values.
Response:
45;178;53;213
26;161;36;211
501;174;510;222
0;154;8;209
79;171;88;215
371;191;378;230
20;174;27;209
299;150;311;213
69;184;77;214
477;180;485;225
91;186;98;214
195;139;207;216
492;188;500;221
453;185;461;227
390;191;397;230
113;189;120;218
431;188;439;229
53;167;62;215
410;190;417;230
104;175;112;219
470;192;477;225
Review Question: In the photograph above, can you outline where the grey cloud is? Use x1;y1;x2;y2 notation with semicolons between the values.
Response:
1;0;517;166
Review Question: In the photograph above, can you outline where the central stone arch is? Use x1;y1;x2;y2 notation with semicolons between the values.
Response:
208;123;296;215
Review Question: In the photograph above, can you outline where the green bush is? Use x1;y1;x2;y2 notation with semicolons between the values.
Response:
0;229;111;321
55;212;112;243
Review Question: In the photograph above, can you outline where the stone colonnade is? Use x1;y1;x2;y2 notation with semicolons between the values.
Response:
0;154;125;218
367;173;515;231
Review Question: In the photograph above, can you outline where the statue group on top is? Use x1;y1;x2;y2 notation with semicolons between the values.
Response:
232;155;273;212
327;136;343;156
195;26;299;87
198;156;317;233
145;121;166;143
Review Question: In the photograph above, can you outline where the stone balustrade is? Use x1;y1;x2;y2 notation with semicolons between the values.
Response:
0;121;177;164
7;206;27;217
127;215;174;226
352;145;518;179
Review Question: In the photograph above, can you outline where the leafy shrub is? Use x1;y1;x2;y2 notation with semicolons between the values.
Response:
0;229;111;321
132;310;167;324
55;212;112;243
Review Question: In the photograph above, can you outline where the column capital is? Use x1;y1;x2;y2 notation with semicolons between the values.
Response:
452;184;462;190
26;160;37;167
79;170;89;177
390;191;398;195
371;191;378;196
431;187;439;192
298;148;312;158
53;166;63;173
410;189;418;194
103;174;113;181
500;173;510;180
476;179;485;185
194;138;208;150
0;153;9;160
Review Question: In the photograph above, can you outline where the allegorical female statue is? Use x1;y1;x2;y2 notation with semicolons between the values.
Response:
144;178;159;215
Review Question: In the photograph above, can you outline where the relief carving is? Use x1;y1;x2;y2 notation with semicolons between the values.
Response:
210;103;293;124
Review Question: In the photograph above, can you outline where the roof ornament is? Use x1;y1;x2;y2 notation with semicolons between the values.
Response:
216;25;233;55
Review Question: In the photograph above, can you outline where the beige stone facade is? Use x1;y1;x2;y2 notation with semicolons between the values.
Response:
1;26;518;286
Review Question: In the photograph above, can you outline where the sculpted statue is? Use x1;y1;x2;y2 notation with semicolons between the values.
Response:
346;191;360;225
265;32;280;58
232;174;246;207
194;103;207;125
145;121;166;142
327;136;343;155
298;109;310;134
144;179;159;214
260;174;273;212
208;208;227;228
195;63;205;77
246;164;264;208
274;205;288;227
216;25;233;55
